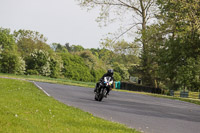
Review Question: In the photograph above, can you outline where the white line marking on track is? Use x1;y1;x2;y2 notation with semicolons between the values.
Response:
33;81;51;97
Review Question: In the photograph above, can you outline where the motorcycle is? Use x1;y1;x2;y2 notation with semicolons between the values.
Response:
94;76;113;101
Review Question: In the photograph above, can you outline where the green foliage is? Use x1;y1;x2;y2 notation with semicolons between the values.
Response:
90;68;106;82
0;27;128;83
60;53;93;82
69;45;84;52
15;57;26;74
79;50;97;68
158;37;200;91
51;43;68;53
114;72;121;81
90;48;100;57
143;0;200;90
14;29;52;57
25;49;51;76
0;28;25;74
0;26;126;82
26;69;39;75
113;62;129;80
98;48;115;65
157;0;200;34
78;0;158;86
100;40;141;81
0;28;16;51
49;55;63;78
0;50;25;74
0;50;18;73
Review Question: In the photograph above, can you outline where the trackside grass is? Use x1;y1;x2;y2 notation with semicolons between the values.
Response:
113;89;200;105
0;78;139;133
0;73;95;88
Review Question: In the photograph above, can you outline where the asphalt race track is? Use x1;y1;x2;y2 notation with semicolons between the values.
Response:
35;82;200;133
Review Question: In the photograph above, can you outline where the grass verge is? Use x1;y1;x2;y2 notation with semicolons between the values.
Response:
113;89;200;105
0;73;95;88
0;78;139;133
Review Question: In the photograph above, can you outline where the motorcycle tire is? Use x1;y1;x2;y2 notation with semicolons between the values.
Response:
98;88;107;101
94;93;98;101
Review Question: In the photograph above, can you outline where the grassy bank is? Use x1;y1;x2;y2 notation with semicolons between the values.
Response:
0;78;139;133
0;73;95;88
113;89;200;105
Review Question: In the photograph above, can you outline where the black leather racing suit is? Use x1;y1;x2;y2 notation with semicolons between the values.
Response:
94;73;114;95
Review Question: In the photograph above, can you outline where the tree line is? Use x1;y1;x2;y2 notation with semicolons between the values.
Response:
0;28;139;82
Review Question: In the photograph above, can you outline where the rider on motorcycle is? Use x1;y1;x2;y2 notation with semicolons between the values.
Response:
94;69;114;97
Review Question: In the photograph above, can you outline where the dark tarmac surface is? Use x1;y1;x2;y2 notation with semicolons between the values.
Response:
36;82;200;133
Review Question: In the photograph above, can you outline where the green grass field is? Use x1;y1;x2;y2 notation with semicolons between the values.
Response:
0;78;139;133
0;73;95;88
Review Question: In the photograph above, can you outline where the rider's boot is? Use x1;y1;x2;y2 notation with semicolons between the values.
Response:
94;85;97;93
94;88;97;93
105;89;110;98
94;83;100;93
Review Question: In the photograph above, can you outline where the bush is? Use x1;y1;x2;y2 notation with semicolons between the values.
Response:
60;53;94;82
0;50;25;74
91;69;106;82
25;49;51;76
26;69;39;75
0;28;25;74
113;62;129;80
49;56;63;78
15;57;26;74
114;72;122;81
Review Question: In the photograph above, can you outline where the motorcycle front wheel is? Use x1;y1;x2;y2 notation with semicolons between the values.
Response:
94;88;106;101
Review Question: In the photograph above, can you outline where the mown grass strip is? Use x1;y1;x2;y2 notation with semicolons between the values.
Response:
113;89;200;105
0;73;95;88
0;78;139;133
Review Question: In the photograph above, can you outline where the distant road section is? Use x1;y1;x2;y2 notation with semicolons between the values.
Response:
36;82;200;133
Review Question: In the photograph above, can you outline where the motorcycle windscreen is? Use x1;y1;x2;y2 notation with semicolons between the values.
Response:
104;76;111;82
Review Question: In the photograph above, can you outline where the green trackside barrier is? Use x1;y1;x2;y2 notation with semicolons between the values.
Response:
115;81;121;89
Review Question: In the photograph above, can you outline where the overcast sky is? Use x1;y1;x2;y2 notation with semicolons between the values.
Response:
0;0;118;48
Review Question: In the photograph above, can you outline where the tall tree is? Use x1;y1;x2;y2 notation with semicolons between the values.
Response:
70;45;85;52
0;28;25;74
152;0;200;90
13;29;52;57
50;43;68;53
26;49;51;76
77;0;159;85
0;28;16;51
